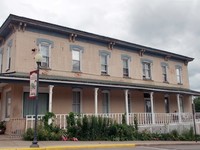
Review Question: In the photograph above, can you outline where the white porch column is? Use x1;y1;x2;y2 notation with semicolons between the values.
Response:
176;94;182;123
150;92;155;124
94;88;99;116
48;85;54;124
124;89;129;125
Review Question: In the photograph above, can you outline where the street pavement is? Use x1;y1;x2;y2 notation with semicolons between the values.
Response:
0;140;199;149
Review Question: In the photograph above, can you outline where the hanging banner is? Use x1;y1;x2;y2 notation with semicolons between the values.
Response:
29;70;38;99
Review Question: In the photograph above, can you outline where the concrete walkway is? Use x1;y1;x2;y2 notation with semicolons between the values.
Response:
0;140;199;149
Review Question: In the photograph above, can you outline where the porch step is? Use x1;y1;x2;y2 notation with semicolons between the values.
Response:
0;134;22;141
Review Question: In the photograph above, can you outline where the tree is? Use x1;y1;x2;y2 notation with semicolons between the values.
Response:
194;97;200;112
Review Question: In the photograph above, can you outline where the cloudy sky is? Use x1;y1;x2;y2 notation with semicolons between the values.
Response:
0;0;200;91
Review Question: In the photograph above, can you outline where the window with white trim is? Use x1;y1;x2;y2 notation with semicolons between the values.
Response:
6;46;11;70
164;95;170;113
102;90;110;113
121;55;131;77
176;65;182;84
101;54;108;74
37;38;54;68
72;50;81;71
179;96;184;113
23;92;49;117
161;62;168;82
72;89;81;114
123;59;129;77
142;62;151;79
99;50;111;75
5;91;11;118
70;45;84;72
162;66;168;82
144;93;151;113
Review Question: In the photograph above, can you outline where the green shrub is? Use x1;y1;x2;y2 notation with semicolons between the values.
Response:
23;112;63;141
122;114;126;124
23;128;34;140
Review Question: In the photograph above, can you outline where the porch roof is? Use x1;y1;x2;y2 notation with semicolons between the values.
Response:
0;72;200;96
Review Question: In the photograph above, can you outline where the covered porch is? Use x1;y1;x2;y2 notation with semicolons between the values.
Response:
0;74;200;137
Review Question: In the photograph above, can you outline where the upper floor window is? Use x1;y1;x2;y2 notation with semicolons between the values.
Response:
141;59;153;80
121;54;131;77
99;50;111;75
72;88;81;114
37;38;54;68
0;48;3;73
161;62;168;82
176;65;182;84
70;45;84;72
6;40;12;71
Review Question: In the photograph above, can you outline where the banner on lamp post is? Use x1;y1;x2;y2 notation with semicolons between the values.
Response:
29;70;38;99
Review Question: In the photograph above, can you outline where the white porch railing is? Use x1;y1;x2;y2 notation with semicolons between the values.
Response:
24;112;199;130
6;112;200;136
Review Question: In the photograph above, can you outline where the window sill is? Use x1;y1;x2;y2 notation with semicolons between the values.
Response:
6;68;10;72
123;76;131;79
178;83;183;85
143;78;153;81
163;81;169;84
72;70;82;73
101;73;110;76
40;67;51;70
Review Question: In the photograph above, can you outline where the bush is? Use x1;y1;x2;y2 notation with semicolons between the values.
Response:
23;128;34;140
23;112;200;141
23;112;63;141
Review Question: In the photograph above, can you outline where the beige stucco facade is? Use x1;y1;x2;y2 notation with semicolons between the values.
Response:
0;15;198;125
1;30;190;88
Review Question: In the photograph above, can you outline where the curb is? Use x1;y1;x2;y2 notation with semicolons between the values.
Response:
135;142;200;146
0;144;136;150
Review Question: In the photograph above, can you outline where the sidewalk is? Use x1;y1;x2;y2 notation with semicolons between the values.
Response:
0;140;199;149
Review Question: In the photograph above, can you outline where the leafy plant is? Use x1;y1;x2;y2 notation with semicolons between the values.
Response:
0;121;6;134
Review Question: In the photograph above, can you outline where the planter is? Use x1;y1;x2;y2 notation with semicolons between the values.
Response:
0;129;5;134
0;121;6;134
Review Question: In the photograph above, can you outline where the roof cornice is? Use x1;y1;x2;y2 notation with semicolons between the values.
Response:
0;14;194;62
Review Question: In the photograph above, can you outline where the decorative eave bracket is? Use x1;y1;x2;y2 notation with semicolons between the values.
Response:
164;55;171;61
0;36;5;45
19;22;27;32
9;22;27;33
108;41;115;50
139;49;145;57
184;60;188;66
69;33;77;42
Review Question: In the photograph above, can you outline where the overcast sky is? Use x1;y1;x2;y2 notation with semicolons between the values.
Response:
0;0;200;91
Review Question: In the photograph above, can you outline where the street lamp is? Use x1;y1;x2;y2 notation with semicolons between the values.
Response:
30;52;43;148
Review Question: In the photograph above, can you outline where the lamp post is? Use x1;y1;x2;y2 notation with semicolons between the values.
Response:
30;52;43;148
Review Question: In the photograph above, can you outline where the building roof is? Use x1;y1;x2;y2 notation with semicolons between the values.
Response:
0;14;194;63
0;72;200;96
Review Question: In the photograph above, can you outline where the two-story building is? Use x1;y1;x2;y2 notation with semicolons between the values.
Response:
0;14;200;136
